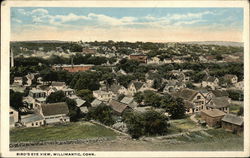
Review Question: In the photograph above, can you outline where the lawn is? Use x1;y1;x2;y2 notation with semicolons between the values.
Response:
170;128;243;151
10;121;119;142
168;118;198;134
229;104;242;114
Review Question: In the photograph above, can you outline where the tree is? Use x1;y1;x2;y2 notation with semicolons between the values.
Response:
40;69;58;84
142;110;168;136
124;112;144;139
124;110;168;139
134;92;144;104
237;106;243;116
46;91;66;103
76;89;94;103
167;98;186;119
87;105;115;126
143;90;162;107
10;89;24;110
65;98;80;121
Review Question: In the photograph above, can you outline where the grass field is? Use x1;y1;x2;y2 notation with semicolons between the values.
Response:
12;128;243;151
168;118;198;134
10;122;119;142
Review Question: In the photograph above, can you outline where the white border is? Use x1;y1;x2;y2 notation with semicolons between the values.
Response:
1;0;249;157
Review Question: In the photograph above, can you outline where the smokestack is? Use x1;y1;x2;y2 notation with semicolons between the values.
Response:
11;48;14;67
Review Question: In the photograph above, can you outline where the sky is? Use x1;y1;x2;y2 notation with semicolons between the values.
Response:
11;7;243;42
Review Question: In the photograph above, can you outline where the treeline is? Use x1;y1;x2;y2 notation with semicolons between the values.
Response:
10;41;83;55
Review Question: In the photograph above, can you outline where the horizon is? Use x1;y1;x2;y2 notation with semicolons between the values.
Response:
11;7;243;42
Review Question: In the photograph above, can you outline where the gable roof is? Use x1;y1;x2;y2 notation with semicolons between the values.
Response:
21;114;44;124
109;99;129;114
177;88;199;101
201;109;225;118
207;97;230;108
110;84;122;93
224;74;237;80
120;97;138;108
41;102;69;116
14;77;22;80
133;82;144;90
51;81;66;87
91;99;103;107
222;114;243;126
211;90;229;97
203;75;217;82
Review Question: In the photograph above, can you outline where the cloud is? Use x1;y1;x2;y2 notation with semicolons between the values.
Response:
173;19;206;26
12;18;22;23
168;11;214;20
31;8;49;15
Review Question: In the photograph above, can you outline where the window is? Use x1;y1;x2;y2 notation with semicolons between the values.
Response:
32;123;34;126
36;122;38;125
197;96;201;99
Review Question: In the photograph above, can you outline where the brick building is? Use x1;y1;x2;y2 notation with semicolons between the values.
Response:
52;64;94;72
200;109;225;127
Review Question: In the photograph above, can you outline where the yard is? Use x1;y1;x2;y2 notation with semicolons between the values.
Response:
168;117;199;134
10;121;119;142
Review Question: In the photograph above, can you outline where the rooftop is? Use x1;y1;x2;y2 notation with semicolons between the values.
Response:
41;102;69;116
21;113;44;123
109;100;128;114
222;114;243;126
201;109;225;118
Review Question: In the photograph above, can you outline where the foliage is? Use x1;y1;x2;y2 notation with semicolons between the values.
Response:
118;58;140;73
46;91;66;103
124;110;168;139
10;89;24;110
76;89;94;103
87;105;115;126
65;98;80;121
227;90;244;101
237;106;244;116
167;98;186;119
133;92;144;104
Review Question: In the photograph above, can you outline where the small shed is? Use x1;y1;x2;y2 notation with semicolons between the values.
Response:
222;114;243;134
200;109;225;127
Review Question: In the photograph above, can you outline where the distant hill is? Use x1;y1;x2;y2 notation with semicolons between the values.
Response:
182;41;243;47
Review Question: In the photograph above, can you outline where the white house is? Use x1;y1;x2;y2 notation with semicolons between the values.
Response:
50;81;66;90
13;77;23;86
201;76;219;90
110;84;128;96
176;88;207;114
21;114;45;127
93;90;113;102
224;74;238;84
127;81;148;96
39;102;70;124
